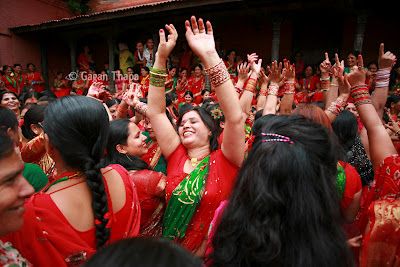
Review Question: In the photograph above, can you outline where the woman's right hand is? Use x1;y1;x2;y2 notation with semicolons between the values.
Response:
156;24;178;61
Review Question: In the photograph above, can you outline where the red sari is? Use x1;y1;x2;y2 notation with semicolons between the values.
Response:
165;145;239;252
24;72;45;93
359;155;400;267
52;79;71;98
129;170;166;237
141;75;150;97
2;164;140;267
187;76;205;104
1;75;19;94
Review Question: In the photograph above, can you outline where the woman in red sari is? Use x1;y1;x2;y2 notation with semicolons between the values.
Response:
298;65;321;103
140;67;150;97
72;71;89;95
224;50;238;80
2;96;141;266
1;65;19;95
187;65;205;104
52;71;71;98
106;119;166;237
24;63;45;93
344;45;399;267
147;18;245;254
176;68;189;103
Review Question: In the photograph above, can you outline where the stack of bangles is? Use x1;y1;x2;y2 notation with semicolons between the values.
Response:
375;68;391;88
134;102;148;116
326;95;347;116
268;82;279;96
320;76;330;90
150;67;168;87
350;84;371;107
204;59;231;89
284;81;295;94
259;84;268;96
244;78;257;93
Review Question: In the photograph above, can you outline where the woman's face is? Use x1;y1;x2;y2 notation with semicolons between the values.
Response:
185;94;193;103
203;91;210;100
228;51;236;61
305;66;313;77
347;54;356;67
146;39;154;49
345;103;359;117
0;149;34;236
169;68;177;77
144;117;155;139
5;67;13;76
136;42;144;52
108;104;118;120
178;111;211;149
368;64;378;73
24;97;38;105
28;64;35;72
194;66;202;77
1;93;20;111
120;123;148;157
141;68;148;77
180;70;187;79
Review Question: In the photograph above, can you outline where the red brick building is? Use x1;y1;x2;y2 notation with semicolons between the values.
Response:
1;0;399;90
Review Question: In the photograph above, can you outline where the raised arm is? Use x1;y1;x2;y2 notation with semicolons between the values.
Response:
147;24;181;158
279;60;296;115
346;54;397;169
325;54;349;122
185;16;245;166
372;43;397;119
263;61;282;115
240;55;262;117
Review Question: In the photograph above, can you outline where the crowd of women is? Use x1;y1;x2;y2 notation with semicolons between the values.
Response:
0;16;399;267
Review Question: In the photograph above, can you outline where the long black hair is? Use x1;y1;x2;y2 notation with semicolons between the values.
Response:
21;104;45;140
106;119;148;171
176;106;221;152
210;115;353;267
332;110;358;153
85;238;202;267
43;96;110;248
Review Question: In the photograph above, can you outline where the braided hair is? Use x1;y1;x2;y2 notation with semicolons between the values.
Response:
43;96;110;248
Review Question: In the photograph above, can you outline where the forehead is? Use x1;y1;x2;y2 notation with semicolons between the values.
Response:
0;149;23;180
2;93;16;99
182;110;201;121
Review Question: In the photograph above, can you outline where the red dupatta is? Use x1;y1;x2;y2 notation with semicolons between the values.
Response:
359;155;400;267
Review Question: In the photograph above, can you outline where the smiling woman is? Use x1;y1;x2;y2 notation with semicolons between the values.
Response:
0;91;20;118
147;17;245;254
0;133;34;266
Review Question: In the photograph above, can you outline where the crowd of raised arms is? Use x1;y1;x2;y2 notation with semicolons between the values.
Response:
0;16;399;267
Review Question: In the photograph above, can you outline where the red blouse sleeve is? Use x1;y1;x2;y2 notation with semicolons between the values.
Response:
341;163;362;209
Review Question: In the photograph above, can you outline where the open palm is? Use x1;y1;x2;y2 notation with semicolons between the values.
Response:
185;16;216;61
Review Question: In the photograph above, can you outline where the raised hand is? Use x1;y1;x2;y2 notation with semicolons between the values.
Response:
346;55;366;87
332;53;345;82
378;43;397;69
185;16;217;67
269;61;283;84
122;86;138;107
87;82;105;99
283;59;295;82
320;52;332;74
260;67;271;86
156;24;178;60
237;62;251;83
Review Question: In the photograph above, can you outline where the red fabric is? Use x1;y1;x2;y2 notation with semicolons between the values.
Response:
340;162;362;210
165;145;239;252
1;75;19;94
358;155;400;267
24;72;45;93
52;79;71;98
140;75;150;97
129;170;165;237
187;76;205;104
1;164;140;267
77;53;90;71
